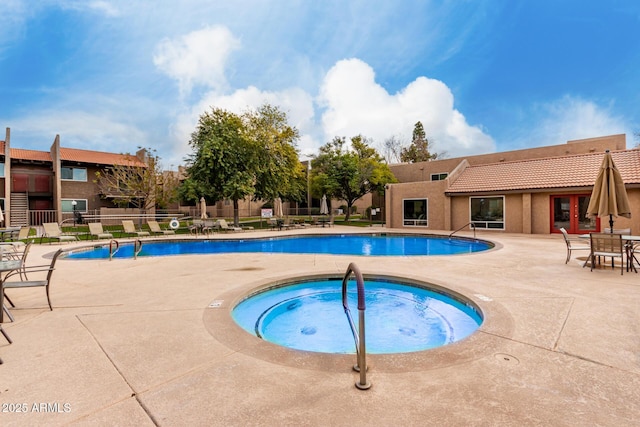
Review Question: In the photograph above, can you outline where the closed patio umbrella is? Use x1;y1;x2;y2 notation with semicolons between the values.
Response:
200;197;207;219
320;195;329;215
586;150;631;232
0;206;4;224
274;197;283;218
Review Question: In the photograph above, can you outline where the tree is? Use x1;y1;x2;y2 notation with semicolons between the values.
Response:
181;108;257;226
181;104;302;225
94;148;169;211
400;121;439;163
382;135;403;163
244;104;305;203
311;135;396;221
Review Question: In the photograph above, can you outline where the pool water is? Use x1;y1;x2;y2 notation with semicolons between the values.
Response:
232;279;482;354
64;234;492;259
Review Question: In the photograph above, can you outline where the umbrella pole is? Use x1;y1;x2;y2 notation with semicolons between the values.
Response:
609;214;614;233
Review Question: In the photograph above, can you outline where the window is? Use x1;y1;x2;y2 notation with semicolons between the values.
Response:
470;196;504;229
61;167;87;181
61;199;87;213
431;172;448;181
0;162;4;177
403;199;428;226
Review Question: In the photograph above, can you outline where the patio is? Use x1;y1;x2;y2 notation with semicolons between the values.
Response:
0;228;638;426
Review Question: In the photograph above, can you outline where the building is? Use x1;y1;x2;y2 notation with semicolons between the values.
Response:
1;128;147;226
385;134;639;235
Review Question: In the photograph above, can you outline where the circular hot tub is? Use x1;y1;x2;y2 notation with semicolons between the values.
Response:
232;276;483;354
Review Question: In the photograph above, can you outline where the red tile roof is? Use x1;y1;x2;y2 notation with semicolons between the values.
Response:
11;148;52;162
3;145;146;167
60;147;146;167
446;149;640;194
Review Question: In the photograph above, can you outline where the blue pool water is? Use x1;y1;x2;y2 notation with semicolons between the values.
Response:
64;234;492;259
232;278;483;354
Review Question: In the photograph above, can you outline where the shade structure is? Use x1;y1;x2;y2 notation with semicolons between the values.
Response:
320;195;329;215
200;197;207;219
274;197;283;218
586;151;631;231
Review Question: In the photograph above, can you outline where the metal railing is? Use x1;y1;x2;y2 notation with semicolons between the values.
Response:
341;262;371;390
448;222;476;239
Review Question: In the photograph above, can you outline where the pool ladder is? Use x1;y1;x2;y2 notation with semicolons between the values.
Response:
342;262;371;390
107;239;143;260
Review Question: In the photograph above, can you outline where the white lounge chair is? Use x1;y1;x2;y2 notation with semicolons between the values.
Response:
148;220;175;236
88;222;113;240
41;222;79;244
122;220;150;237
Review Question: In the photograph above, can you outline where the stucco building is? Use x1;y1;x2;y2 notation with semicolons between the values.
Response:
385;134;638;235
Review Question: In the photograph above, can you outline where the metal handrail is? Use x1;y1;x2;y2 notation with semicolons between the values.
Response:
341;262;371;390
108;240;120;261
448;222;476;239
133;239;143;259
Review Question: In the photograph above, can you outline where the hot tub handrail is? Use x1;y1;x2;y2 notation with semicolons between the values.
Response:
342;262;371;390
448;222;476;239
108;239;119;261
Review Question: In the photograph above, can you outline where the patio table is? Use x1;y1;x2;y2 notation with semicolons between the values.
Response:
0;259;23;323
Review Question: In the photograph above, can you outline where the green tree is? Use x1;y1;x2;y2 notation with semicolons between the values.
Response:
181;104;302;225
400;121;439;163
181;108;257;226
244;104;305;203
311;135;396;221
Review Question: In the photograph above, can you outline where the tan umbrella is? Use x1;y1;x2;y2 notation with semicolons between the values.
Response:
586;150;631;232
200;197;207;219
274;197;283;218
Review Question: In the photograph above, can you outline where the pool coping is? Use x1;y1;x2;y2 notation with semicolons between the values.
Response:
203;270;514;373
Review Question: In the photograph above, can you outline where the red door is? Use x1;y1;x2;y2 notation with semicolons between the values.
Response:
551;195;598;234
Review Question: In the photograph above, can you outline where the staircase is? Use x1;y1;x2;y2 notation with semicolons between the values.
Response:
10;193;28;226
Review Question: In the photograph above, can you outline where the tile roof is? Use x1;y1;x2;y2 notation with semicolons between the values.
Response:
60;147;146;167
2;145;146;167
11;148;52;162
446;149;640;194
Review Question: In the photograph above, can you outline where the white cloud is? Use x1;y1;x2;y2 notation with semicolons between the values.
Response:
318;58;495;158
533;96;629;145
170;85;317;165
153;26;240;97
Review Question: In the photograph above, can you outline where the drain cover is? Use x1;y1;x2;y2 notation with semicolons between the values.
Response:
208;300;224;308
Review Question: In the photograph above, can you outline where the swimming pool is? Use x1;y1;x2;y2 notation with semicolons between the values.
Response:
63;233;493;259
232;277;483;354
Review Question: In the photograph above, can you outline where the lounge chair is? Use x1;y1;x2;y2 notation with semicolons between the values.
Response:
88;222;113;240
217;219;242;232
560;227;590;264
41;222;79;244
589;233;624;274
148;220;175;236
3;249;63;311
122;220;150;237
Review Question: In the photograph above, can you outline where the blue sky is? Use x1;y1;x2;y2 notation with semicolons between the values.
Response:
1;0;638;167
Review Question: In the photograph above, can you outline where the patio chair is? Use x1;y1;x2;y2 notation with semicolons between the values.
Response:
589;233;624;275
3;248;63;311
122;220;150;237
560;227;590;264
88;222;113;240
148;220;175;236
41;222;79;244
217;219;242;232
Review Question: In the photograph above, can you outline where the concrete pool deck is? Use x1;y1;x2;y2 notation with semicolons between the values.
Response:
0;227;638;426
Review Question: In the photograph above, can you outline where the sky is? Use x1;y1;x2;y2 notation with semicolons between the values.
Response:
1;0;639;168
